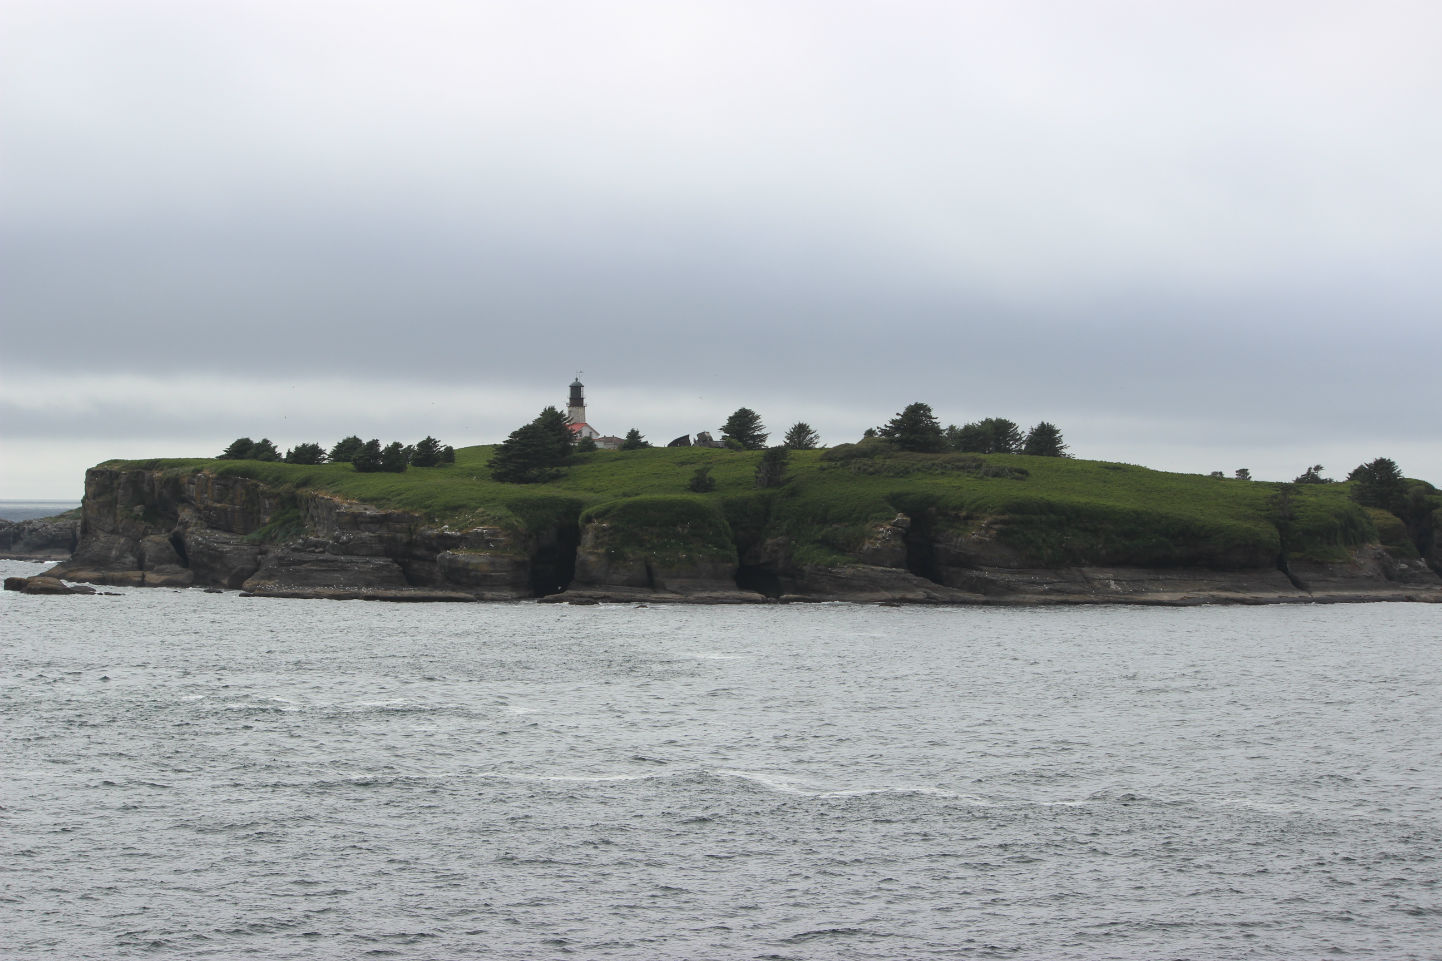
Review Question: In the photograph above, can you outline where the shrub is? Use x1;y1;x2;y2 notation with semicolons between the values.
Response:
688;466;716;493
755;447;789;489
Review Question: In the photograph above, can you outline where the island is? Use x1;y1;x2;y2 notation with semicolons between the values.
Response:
10;439;1441;605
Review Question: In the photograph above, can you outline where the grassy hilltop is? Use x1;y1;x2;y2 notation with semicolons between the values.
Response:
104;444;1436;572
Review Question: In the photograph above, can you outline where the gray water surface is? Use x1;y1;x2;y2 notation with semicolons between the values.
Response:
2;559;1439;959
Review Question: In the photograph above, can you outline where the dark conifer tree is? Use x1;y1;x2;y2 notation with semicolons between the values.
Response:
1348;457;1405;513
219;437;255;460
329;435;365;463
721;408;768;450
352;439;383;473
249;438;282;462
284;442;327;465
490;409;574;483
411;436;442;467
380;442;409;473
879;403;946;453
1022;422;1067;457
783;422;820;450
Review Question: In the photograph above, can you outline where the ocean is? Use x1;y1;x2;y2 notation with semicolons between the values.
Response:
0;501;81;523
2;557;1439;959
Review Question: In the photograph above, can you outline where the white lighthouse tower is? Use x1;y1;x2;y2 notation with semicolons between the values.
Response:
566;376;601;442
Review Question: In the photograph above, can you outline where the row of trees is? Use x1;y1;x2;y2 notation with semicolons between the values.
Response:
488;403;1067;484
218;435;455;472
715;410;821;451
868;404;1068;456
717;407;1068;456
1216;460;1404;492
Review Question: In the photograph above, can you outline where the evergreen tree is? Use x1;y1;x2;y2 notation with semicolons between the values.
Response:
533;406;575;464
490;409;574;483
783;422;820;450
621;428;651;450
755;446;789;488
250;438;282;462
380;441;409;473
284;442;327;465
330;435;365;463
1348;457;1405;512
575;435;598;453
879;402;946;453
411;436;442;467
440;445;456;463
219;437;255;460
721;408;768;450
952;418;1022;454
352;439;383;473
1293;464;1328;484
987;418;1023;454
1235;468;1252;481
1022;422;1068;457
952;422;990;453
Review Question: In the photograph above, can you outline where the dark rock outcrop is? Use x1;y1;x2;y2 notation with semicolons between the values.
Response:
0;514;80;560
4;575;96;595
569;500;742;598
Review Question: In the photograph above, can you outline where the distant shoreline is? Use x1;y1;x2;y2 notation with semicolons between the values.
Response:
0;501;82;523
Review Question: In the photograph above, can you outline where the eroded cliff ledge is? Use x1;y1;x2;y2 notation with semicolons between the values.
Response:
23;465;1442;605
39;467;529;600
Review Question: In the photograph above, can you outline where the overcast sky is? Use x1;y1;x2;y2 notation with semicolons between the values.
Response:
3;0;1439;498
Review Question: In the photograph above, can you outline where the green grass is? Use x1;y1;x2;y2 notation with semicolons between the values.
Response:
98;446;1389;569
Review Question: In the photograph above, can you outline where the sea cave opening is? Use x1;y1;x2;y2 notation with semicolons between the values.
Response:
735;563;784;598
529;522;580;597
903;512;944;586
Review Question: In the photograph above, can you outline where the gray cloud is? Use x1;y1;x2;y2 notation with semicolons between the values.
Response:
3;0;1440;494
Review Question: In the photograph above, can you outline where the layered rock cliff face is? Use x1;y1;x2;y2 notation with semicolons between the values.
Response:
41;468;532;600
769;511;1441;604
28;467;1442;604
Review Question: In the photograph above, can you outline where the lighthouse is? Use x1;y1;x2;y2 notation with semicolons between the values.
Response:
568;377;587;426
565;376;602;442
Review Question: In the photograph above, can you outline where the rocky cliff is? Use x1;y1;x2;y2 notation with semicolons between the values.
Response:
0;513;80;560
20;466;1442;605
36;467;532;600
